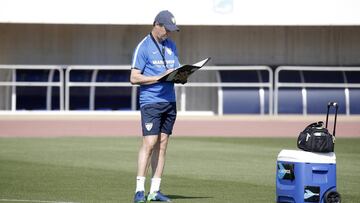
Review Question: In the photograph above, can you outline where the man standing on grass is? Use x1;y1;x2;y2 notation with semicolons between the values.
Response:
130;10;185;203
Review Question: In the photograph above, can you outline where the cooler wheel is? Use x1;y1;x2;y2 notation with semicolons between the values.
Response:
325;191;341;203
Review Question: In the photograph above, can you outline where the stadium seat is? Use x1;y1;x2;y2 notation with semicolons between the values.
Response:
349;89;360;114
276;69;355;115
220;70;260;83
16;87;47;110
264;89;270;113
278;88;303;114
222;87;259;114
69;87;90;110
52;71;61;82
69;70;92;82
303;71;344;83
277;70;303;114
95;87;132;110
16;70;49;82
96;70;130;82
345;71;360;83
68;70;92;110
278;70;302;83
346;72;360;114
94;70;132;110
303;71;345;114
220;70;270;114
306;88;346;114
16;70;47;110
16;70;61;110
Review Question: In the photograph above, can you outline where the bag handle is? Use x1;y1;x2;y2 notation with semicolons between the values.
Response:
304;121;323;130
326;102;338;137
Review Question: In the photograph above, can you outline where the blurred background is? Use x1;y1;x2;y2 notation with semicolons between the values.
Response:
0;0;359;116
0;1;359;202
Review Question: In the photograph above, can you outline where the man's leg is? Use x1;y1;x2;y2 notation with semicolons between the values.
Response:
147;133;172;202
146;103;175;202
134;135;158;203
137;135;159;178
151;133;170;178
149;133;169;193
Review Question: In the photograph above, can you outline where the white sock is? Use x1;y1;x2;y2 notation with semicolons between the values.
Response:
150;178;161;193
135;176;146;192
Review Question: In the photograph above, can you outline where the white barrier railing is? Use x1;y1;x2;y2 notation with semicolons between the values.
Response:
0;65;64;111
4;65;273;113
186;66;273;115
4;65;360;115
65;65;273;115
274;66;360;115
65;65;133;111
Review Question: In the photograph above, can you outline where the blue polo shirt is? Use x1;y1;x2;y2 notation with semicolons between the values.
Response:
131;34;180;107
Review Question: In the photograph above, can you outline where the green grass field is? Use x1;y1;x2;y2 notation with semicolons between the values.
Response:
0;137;359;203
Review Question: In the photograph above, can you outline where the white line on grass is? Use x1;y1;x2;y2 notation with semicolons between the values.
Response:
0;199;79;203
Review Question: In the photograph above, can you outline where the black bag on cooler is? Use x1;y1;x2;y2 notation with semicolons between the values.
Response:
297;121;334;152
297;102;338;153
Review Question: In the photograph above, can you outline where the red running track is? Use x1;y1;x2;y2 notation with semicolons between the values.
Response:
0;115;359;138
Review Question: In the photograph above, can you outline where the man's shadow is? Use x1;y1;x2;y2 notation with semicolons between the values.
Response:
167;194;212;200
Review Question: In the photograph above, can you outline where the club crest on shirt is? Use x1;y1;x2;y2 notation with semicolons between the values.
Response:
145;123;153;131
165;47;172;55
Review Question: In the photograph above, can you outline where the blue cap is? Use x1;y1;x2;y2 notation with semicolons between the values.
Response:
154;10;179;32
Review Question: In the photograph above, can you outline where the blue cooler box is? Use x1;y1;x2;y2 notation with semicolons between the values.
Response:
276;149;337;203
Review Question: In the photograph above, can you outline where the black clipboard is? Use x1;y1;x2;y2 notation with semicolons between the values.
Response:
158;57;211;83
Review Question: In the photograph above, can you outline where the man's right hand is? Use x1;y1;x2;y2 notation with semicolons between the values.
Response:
173;71;189;84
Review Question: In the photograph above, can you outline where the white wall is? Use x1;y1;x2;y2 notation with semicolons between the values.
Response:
1;0;359;25
1;24;359;66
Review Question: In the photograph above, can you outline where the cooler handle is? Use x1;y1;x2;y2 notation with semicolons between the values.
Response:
326;102;338;137
312;166;329;172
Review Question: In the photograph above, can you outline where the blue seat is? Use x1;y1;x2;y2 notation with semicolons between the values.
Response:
15;70;63;110
303;71;344;83
95;87;132;110
96;70;130;82
16;70;49;82
278;88;303;114
222;87;260;114
67;70;93;110
306;89;346;114
346;72;360;114
264;89;270;113
52;71;61;82
278;70;302;83
277;71;302;114
220;70;261;82
69;70;92;82
349;89;360;114
345;72;360;83
50;87;61;110
69;87;90;110
16;87;47;110
276;70;355;115
94;70;132;110
220;70;270;114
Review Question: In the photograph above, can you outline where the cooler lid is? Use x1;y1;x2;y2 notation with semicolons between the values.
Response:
277;149;336;164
